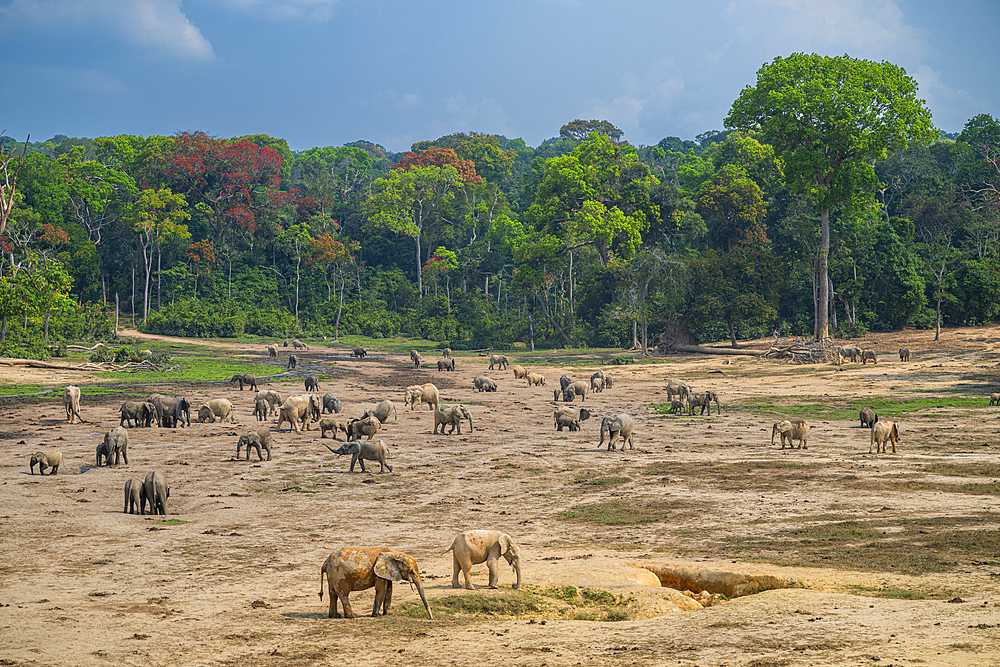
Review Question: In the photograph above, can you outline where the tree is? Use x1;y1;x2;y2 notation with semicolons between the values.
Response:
695;164;769;250
726;53;936;340
559;120;624;143
308;227;358;340
129;188;191;320
906;195;960;340
279;223;312;321
0;131;30;238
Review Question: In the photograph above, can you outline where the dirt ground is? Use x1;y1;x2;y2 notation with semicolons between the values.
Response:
2;326;1000;666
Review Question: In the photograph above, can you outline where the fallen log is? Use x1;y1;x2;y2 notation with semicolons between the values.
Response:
673;344;767;357
0;359;96;371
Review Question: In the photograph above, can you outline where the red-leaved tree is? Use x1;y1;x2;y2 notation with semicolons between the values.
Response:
394;146;482;184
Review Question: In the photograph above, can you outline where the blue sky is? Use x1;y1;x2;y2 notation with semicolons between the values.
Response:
1;0;997;152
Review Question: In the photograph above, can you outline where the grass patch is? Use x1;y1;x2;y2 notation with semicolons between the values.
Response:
730;396;987;421
154;519;189;525
575;476;632;487
847;585;958;600
397;591;545;619
710;620;750;628
559;498;692;525
925;463;1000;478
105;354;282;383
538;586;634;621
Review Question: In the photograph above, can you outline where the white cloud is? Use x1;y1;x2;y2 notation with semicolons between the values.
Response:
0;0;215;60
211;0;340;21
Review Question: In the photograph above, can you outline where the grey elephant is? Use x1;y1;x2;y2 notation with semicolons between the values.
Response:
347;414;382;441
991;393;1000;406
600;414;635;451
488;354;509;371
665;378;691;401
267;345;277;358
554;406;591;431
197;398;234;423
229;373;258;391
123;478;144;514
253;399;268;421
772;420;809;449
473;375;497;392
447;530;522;590
141;471;169;515
350;346;367;358
319;417;348;440
859;407;878;428
590;370;611;392
559;374;573;391
292;338;309;350
563;380;589;402
525;372;545;386
687;391;719;416
322;393;342;414
254;390;282;417
148;394;191;428
319;547;431;619
237;428;273;461
30;450;62;475
590;376;605;393
305;375;321;392
899;347;910;361
364;399;396;423
437;358;455;372
861;349;878;364
97;426;129;466
442;347;452;358
63;385;83;424
667;399;685;414
287;354;297;369
512;364;527;379
119;400;155;428
434;405;473;435
324;439;392;473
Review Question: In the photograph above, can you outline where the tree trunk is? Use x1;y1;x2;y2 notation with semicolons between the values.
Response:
1;316;6;341
829;275;837;336
534;292;572;347
157;245;162;310
816;208;831;340
334;269;345;342
43;310;50;343
935;296;942;341
727;316;739;349
568;251;574;335
528;311;535;352
414;234;423;296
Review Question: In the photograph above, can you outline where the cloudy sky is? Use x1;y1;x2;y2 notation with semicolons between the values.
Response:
1;0;997;152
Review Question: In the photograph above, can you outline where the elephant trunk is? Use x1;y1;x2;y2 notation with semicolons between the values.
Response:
770;425;777;446
412;575;433;619
512;559;521;590
467;415;473;433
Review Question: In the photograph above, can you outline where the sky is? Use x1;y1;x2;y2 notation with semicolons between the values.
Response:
1;0;997;153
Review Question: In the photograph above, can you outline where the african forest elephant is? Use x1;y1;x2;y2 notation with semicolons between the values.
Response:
142;471;169;515
305;375;321;392
512;364;527;379
688;391;719;416
319;417;348;440
563;380;589;402
319;547;432;619
350;346;367;358
771;420;809;449
123;478;144;514
236;428;273;461
324;439;392;472
366;399;396;423
267;345;277;358
404;383;439;411
899;348;910;361
30;450;62;475
254;390;282;417
666;378;690;401
277;394;321;432
489;354;508;370
119;400;155;428
473;375;497;392
197;398;234;423
63;385;82;423
148;394;191;428
600;414;635;450
554;406;591;431
229;373;258;391
861;349;878;364
323;393;342;414
859;407;878;428
991;393;1000;406
447;530;522;590
437;358;455;371
292;338;309;350
525;372;545;386
434;405;473;435
287;354;297;369
347;414;382;441
870;421;899;454
97;426;129;466
410;349;423;368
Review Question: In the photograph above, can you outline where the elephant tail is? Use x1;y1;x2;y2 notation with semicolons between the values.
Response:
319;560;327;599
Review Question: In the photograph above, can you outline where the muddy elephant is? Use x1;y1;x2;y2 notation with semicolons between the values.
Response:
277;394;321;432
558;375;573;391
688;391;719;416
600;414;635;451
237;428;273;461
123;478;144;514
434;405;473;435
665;378;690;401
861;349;878;364
97;426;129;466
437;358;455;372
254;390;282;417
404;383;439;411
318;417;348;440
563;380;589;402
859;407;878;428
267;345;277;358
512;364;527;379
197;398;234;423
991;393;1000;406
347;414;382;441
870;420;899;454
772;420;809;449
447;530;522;590
410;349;423;368
141;471;169;515
898;348;910;362
322;393;342;414
30;450;62;475
442;348;452;359
554;406;591;431
119;400;156;428
319;547;431;619
63;385;82;424
365;399;396;423
473;375;497;392
525;372;545;387
292;338;309;350
252;400;268;421
590;376;605;393
324;439;392;473
305;375;321;392
489;354;509;371
590;370;610;393
229;373;258;391
350;346;367;358
148;394;191;428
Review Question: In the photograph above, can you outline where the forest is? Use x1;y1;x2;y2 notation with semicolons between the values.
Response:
1;54;999;357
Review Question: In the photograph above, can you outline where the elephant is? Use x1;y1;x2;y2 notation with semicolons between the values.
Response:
63;385;82;423
870;420;899;454
236;429;272;461
442;347;452;359
98;426;129;466
688;391;720;416
410;349;423;369
563;380;589;402
554;406;591;431
305;375;321;392
559;374;574;391
489;354;509;371
287;354;297;369
437;358;455;372
319;417;348;440
553;388;562;401
771;420;809;449
447;530;522;590
350;346;367;358
324;439;392;473
292;338;309;350
665;379;691;401
267;345;277;358
512;364;527;379
838;346;857;362
525;372;545;387
668;399;684;414
276;394;321;432
319;547;431;619
590;370;611;392
600;414;635;451
119;400;156;428
365;399;396;423
197;398;234;423
347;414;382;441
323;393;342;414
148;394;191;428
991;393;1000;406
899;347;910;362
229;373;258;391
254;390;282;417
404;383;439;411
591;376;605;393
861;349;878;364
283;340;289;347
434;405;473;435
473;375;497;392
29;450;62;475
860;407;878;428
142;471;169;515
253;399;268;421
123;478;144;514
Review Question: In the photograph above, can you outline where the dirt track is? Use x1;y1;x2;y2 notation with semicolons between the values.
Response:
2;326;1000;666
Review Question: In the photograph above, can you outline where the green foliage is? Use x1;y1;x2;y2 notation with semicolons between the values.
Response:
140;300;296;338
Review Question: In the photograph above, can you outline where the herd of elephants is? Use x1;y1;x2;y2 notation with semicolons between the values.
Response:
24;342;910;620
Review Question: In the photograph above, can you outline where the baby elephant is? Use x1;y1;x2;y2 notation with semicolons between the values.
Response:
668;399;685;414
197;398;234;423
30;450;63;475
324;440;392;473
123;478;145;514
236;429;273;461
473;375;497;392
319;417;348;440
899;347;910;362
437;358;455;372
305;375;321;392
447;530;522;590
253;399;268;421
97;427;129;466
991;393;1000;406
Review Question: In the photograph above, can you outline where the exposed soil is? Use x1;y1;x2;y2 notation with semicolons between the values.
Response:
2;325;1000;666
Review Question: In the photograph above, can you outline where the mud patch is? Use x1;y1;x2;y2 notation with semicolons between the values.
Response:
639;563;803;599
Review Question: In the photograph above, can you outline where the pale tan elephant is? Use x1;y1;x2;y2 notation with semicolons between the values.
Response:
446;530;522;590
196;398;234;423
63;385;82;423
319;547;432;619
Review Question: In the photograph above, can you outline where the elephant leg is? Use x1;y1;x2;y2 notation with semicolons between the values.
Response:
373;578;388;616
338;589;355;619
458;556;475;590
358;457;367;473
487;558;501;589
452;556;462;588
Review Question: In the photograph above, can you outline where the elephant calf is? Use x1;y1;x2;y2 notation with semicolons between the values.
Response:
554;406;590;431
123;478;144;514
991;393;1000;406
350;346;367;358
434;405;473;435
318;417;348;440
525;372;545;387
120;400;155;428
668;399;685;414
347;414;382;440
97;427;129;466
229;373;259;391
324;439;392;473
899;347;910;362
861;349;878;364
860;407;878;428
600;414;635;451
870;421;899;454
237;429;273;461
772;419;809;449
64;385;83;424
253;400;268;421
322;393;342;414
30;450;62;475
197;398;234;423
142;471;170;516
447;530;522;590
473;375;497;392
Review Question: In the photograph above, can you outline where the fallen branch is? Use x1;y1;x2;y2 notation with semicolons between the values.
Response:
673;344;766;357
67;342;107;352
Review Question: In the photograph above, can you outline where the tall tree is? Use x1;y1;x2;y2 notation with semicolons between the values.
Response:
129;188;191;320
726;53;936;340
0;132;30;238
559;120;624;143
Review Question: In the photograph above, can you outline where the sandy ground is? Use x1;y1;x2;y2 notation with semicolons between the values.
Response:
2;326;1000;666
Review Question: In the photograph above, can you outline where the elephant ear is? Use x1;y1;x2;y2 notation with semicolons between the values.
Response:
374;553;405;582
496;534;514;559
579;408;591;421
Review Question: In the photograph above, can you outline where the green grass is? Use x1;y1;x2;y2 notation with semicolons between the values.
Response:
575;476;632;487
103;354;283;383
154;519;189;525
397;591;545;619
924;463;1000;477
